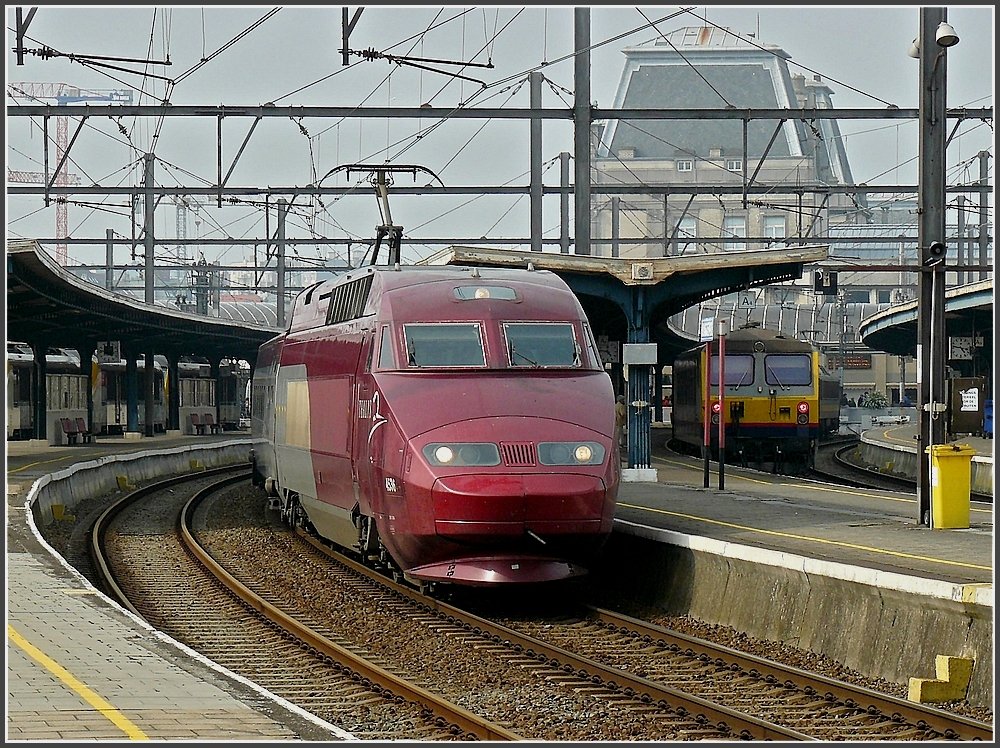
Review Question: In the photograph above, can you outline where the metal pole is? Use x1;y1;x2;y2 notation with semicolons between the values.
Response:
530;71;542;252
956;195;965;286
144;153;155;305
559;152;570;253
277;198;287;328
703;341;711;488
105;228;114;290
611;196;620;258
573;7;591;256
916;6;950;526
978;150;989;281
144;348;155;437
718;319;727;490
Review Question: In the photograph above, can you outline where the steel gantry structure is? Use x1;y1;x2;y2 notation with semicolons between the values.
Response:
8;82;133;265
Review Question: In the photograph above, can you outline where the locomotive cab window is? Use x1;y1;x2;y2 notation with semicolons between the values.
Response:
378;325;396;369
764;354;812;387
503;322;580;368
402;323;486;367
710;354;754;386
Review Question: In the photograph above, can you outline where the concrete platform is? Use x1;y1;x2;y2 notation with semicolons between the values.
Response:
6;433;351;742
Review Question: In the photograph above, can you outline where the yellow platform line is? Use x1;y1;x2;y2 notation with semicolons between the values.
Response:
617;502;993;573
651;454;992;514
7;624;149;740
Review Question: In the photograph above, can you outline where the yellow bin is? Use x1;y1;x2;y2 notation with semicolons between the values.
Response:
925;444;975;529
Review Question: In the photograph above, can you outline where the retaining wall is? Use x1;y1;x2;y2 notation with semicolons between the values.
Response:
596;522;993;708
857;438;993;496
28;440;252;528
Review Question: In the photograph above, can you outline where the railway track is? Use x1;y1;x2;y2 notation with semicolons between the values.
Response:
84;470;992;741
810;439;992;502
89;468;518;741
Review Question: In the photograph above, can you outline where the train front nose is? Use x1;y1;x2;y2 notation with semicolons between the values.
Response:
431;472;609;538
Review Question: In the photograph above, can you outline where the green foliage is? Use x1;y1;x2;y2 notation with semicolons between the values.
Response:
862;390;890;409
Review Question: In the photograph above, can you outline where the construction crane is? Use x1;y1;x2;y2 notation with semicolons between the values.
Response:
7;82;132;265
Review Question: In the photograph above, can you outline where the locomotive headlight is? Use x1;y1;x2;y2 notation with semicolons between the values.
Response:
423;443;500;466
538;442;605;465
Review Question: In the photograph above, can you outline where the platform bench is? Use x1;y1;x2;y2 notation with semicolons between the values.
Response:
190;413;206;435
74;417;93;443
203;413;221;434
60;417;80;445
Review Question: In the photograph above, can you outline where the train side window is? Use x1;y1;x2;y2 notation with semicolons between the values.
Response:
402;323;486;367
710;354;754;386
378;325;396;370
764;354;812;387
502;322;580;367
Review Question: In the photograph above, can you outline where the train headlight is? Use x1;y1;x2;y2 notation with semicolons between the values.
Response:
538;442;605;465
797;401;809;414
423;443;500;466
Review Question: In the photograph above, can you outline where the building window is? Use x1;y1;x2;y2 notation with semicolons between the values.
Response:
726;159;743;172
844;289;871;304
676;159;693;172
674;216;696;255
723;216;747;252
763;215;786;247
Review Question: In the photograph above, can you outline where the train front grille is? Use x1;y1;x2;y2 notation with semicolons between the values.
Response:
500;441;536;467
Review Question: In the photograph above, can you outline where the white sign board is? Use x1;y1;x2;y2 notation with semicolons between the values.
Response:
739;292;756;309
622;343;658;365
699;317;715;343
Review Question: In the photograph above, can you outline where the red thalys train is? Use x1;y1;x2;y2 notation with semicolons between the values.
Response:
250;264;620;588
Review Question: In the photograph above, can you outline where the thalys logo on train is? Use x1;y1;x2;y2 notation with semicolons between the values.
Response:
358;391;388;444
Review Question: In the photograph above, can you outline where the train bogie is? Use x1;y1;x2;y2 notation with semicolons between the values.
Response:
252;265;620;588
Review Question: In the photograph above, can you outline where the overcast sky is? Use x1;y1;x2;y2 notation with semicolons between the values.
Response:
5;5;995;271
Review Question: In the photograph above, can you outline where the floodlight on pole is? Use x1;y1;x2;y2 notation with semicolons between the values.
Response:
935;22;959;47
908;23;959;59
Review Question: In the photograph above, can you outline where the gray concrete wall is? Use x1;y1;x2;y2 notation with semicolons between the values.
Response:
597;524;993;707
857;439;993;496
28;440;252;527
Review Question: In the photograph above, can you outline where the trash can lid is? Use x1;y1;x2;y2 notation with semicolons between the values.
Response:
925;443;976;456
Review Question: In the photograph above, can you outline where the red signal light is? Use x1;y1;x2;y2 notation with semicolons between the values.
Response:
712;401;721;413
797;401;809;414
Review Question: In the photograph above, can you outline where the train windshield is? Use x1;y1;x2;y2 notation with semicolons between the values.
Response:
402;323;486;367
503;322;581;367
764;354;812;387
710;354;753;386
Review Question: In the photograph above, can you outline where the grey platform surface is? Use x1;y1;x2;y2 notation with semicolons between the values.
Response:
6;434;349;742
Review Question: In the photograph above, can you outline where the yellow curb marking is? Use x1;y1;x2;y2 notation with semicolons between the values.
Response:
7;624;149;740
617;502;993;572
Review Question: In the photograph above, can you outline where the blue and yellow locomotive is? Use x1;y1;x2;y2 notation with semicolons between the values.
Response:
671;326;841;470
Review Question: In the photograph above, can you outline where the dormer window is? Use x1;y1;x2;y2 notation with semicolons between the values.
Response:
726;159;743;172
676;159;693;172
